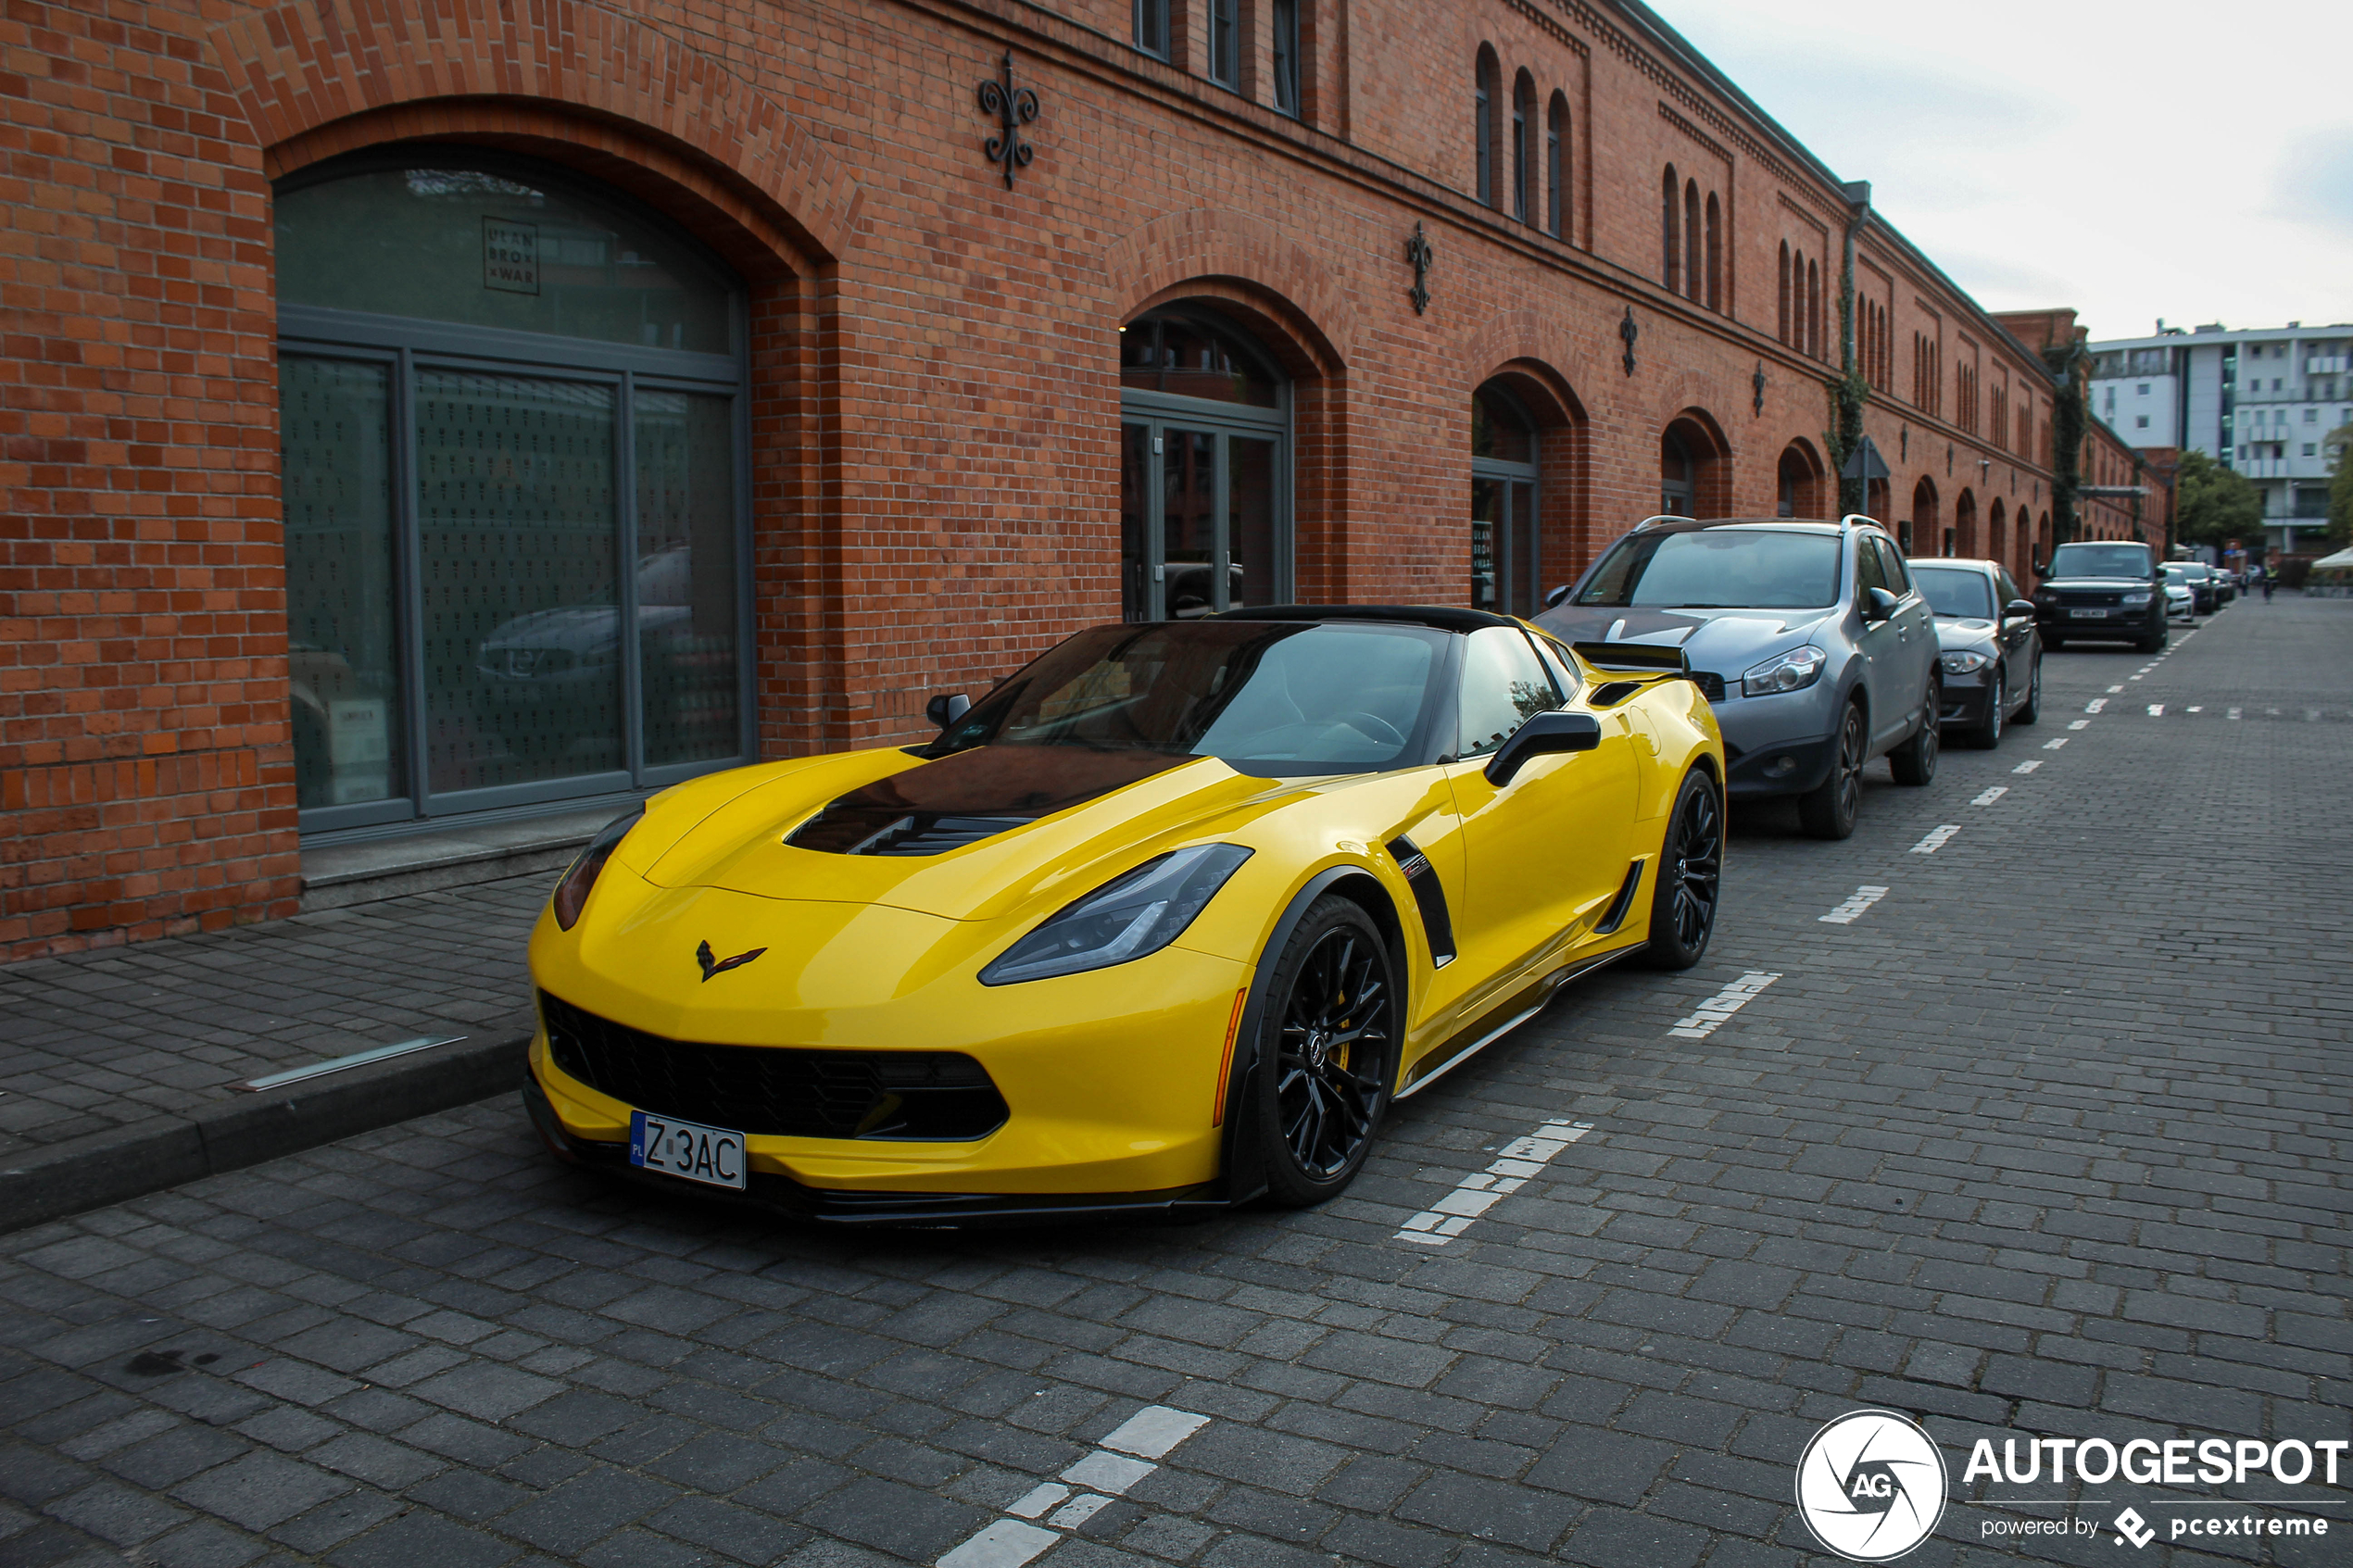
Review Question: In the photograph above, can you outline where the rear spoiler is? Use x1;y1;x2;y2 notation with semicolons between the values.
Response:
1570;641;1692;676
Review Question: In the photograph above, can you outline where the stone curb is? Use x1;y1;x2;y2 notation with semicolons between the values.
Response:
0;1033;531;1234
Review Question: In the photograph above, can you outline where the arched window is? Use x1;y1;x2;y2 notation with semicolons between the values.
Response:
1909;477;1938;558
277;151;751;831
1661;165;1680;292
1988;499;2007;567
1806;258;1821;358
1546;93;1567;239
1511;70;1534;223
1117;307;1291;621
1953;490;1978;558
1778;243;1791;345
1471;383;1541;615
1475;48;1501;207
1704;193;1722;312
1778;442;1823;519
1661;427;1696;517
1271;0;1301;116
1683;181;1702;304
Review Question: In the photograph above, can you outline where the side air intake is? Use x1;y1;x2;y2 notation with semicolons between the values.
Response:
1385;834;1456;967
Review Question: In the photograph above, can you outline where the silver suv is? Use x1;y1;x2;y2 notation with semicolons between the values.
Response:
1535;516;1941;839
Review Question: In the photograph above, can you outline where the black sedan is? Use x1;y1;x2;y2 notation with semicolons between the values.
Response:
1910;558;2042;747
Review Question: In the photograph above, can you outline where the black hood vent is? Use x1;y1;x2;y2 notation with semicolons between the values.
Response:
790;809;1032;857
786;744;1194;857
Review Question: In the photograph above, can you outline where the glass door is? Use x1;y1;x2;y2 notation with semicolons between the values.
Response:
1119;419;1288;621
1469;478;1538;616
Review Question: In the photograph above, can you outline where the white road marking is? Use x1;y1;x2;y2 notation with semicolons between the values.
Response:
2146;704;2164;716
1663;972;1780;1042
2308;709;2322;722
2068;719;2090;730
938;1407;1211;1567
2106;685;2124;694
2012;760;2043;773
1818;885;1891;924
2044;738;2068;749
2084;698;2107;713
1394;1118;1594;1245
1971;786;2007;806
2187;706;2203;713
1910;824;1961;854
2228;707;2242;720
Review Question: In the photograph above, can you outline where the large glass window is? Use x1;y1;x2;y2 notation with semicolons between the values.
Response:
1470;383;1540;617
276;150;749;834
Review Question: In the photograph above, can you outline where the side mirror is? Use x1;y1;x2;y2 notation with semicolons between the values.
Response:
2005;598;2037;618
1543;583;1571;609
1861;586;1900;622
925;692;971;729
1483;710;1602;787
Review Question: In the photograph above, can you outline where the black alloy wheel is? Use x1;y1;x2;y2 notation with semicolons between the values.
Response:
1890;676;1940;785
1254;897;1397;1206
2013;655;2042;725
1969;669;2005;749
1798;701;1867;840
1642;771;1722;970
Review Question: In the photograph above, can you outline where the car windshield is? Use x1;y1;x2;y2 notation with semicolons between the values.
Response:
1909;567;1994;619
2049;543;2152;578
1573;526;1843;609
928;621;1451;777
2164;565;2189;581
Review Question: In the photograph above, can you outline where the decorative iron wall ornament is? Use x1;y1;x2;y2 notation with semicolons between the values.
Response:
1404;221;1433;315
976;53;1039;188
1752;362;1766;415
1619;307;1638;376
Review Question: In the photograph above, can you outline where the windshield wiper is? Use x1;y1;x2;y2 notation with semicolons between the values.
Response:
1665;603;1740;609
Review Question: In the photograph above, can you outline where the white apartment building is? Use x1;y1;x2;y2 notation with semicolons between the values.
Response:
2088;321;2352;556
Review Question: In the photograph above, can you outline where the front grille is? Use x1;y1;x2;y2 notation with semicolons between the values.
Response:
540;992;1009;1141
1691;671;1727;702
787;805;1029;856
2055;590;2122;608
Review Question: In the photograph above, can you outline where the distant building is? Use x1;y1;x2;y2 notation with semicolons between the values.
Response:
2087;322;2353;557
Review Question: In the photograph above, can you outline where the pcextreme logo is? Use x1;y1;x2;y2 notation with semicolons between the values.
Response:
1795;1410;1949;1562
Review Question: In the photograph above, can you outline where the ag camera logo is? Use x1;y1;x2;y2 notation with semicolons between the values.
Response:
1795;1410;1948;1562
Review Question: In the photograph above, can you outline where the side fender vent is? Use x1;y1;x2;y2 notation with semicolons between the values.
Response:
1593;858;1646;935
1384;834;1456;967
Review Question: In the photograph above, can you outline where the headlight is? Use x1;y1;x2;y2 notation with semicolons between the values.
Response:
551;808;644;930
980;844;1253;985
1939;649;1994;674
2120;593;2151;607
1740;645;1827;698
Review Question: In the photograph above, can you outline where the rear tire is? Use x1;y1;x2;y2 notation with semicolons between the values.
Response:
1889;677;1941;785
1797;702;1866;840
1251;897;1397;1208
1968;670;2005;749
1641;771;1721;971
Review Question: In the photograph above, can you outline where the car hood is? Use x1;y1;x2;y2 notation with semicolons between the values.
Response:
614;743;1316;924
1931;617;1998;650
2038;575;2155;593
1533;604;1841;672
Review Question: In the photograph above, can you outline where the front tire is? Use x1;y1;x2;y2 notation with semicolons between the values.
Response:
1889;677;1941;785
1968;670;2005;749
1252;897;1397;1208
2012;655;2042;725
1798;701;1866;840
1642;771;1722;971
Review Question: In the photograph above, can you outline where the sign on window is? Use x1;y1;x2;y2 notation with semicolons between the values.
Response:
482;219;540;295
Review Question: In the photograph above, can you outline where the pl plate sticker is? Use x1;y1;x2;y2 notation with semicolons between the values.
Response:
1795;1409;1949;1562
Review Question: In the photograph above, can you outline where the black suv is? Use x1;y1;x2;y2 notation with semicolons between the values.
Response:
2034;541;2167;653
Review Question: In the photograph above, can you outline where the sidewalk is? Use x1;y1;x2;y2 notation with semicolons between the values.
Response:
0;872;550;1232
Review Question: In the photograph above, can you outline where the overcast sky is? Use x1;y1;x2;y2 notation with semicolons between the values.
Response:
1654;0;2353;345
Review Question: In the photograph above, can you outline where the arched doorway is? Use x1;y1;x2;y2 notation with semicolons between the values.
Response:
1118;307;1291;621
1660;414;1726;517
1777;441;1824;519
1988;499;2007;568
277;148;752;834
1908;477;1938;558
1471;382;1541;615
1953;490;1978;558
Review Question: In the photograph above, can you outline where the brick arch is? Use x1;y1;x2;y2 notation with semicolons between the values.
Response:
1107;208;1358;374
208;0;863;267
1461;311;1600;581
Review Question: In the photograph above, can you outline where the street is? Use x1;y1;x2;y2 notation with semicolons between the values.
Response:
4;595;2347;1568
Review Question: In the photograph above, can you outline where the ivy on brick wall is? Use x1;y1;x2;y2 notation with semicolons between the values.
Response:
2044;341;2086;546
1828;270;1868;515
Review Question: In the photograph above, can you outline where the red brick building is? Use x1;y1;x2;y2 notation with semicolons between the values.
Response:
4;0;2086;959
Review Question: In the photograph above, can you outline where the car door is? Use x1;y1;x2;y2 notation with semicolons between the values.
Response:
1994;566;2033;696
1440;628;1639;1015
1850;533;1906;751
1871;536;1934;744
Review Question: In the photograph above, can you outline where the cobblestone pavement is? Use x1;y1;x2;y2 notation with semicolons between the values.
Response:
3;597;2347;1568
0;878;547;1160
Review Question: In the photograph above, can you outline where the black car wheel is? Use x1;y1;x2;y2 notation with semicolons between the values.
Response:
1798;701;1866;840
1253;897;1396;1207
1969;669;2005;749
2013;655;2042;725
1889;676;1940;785
1642;771;1721;971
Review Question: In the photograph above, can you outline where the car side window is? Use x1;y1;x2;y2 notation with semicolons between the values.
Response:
1854;536;1890;600
1996;568;2021;606
1529;631;1582;700
1454;628;1559;759
1873;538;1913;595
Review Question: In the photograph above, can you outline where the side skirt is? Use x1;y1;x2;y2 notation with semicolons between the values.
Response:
1393;944;1639;1100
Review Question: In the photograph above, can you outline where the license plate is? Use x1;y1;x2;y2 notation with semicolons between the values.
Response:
2070;608;2108;619
630;1110;748;1190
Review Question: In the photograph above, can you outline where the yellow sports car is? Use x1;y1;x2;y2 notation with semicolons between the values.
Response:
522;608;1725;1223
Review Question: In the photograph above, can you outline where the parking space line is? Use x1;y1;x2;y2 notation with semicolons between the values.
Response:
2229;707;2242;720
2147;704;2164;716
2106;685;2123;694
1818;885;1889;924
2011;759;2043;773
939;1407;1211;1567
1394;1118;1594;1245
2068;719;2090;730
1665;971;1781;1040
1909;824;1960;853
2084;698;2107;712
2044;737;2068;749
1970;786;2007;806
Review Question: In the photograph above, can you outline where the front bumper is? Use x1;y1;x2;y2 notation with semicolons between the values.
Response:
2037;607;2161;643
1938;675;1994;729
1712;682;1843;799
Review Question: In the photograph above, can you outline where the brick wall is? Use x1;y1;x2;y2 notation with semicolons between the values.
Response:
1;0;2070;960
